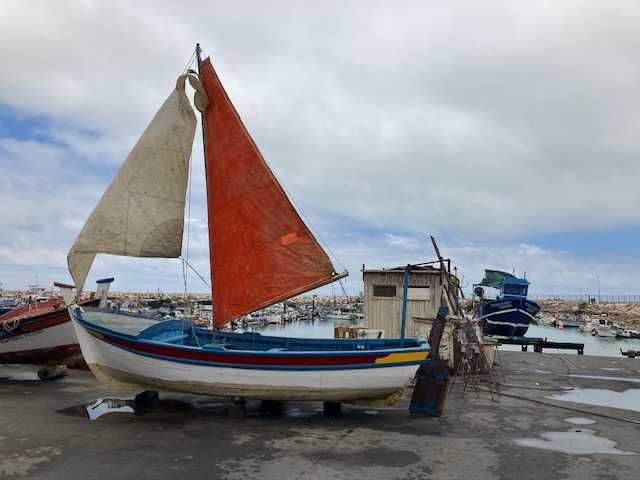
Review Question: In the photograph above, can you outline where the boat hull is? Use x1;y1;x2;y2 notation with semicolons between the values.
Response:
476;299;540;337
0;320;80;365
0;299;99;365
595;328;616;338
72;310;428;402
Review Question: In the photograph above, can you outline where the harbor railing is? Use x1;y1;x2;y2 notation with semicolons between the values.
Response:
529;294;640;304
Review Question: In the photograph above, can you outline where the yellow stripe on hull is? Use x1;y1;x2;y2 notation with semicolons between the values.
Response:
375;351;429;365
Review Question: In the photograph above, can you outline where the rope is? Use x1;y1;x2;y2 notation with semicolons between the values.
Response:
181;48;197;74
2;317;21;332
180;256;211;288
265;160;348;275
182;149;194;299
338;278;349;298
476;352;640;424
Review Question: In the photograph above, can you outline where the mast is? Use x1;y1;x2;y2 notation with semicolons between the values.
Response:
195;43;216;317
195;43;206;149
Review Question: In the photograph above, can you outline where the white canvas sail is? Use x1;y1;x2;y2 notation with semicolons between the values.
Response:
68;74;208;294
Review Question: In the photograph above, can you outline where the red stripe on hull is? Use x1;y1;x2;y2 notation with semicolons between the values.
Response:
95;330;385;367
0;299;98;366
1;299;99;338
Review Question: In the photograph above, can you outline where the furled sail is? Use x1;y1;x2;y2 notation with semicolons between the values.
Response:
200;57;341;326
68;74;208;294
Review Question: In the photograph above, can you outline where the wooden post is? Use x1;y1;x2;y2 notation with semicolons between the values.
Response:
430;235;463;317
400;264;410;340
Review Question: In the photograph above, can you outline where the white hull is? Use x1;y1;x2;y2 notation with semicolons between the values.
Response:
323;314;356;321
0;321;76;355
73;319;421;402
595;328;616;338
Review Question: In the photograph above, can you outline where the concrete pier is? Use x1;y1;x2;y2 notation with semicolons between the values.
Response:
1;351;639;479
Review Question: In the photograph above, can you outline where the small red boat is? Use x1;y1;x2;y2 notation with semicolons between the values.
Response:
0;279;112;366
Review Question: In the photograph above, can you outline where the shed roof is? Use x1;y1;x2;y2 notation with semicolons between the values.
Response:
362;265;441;274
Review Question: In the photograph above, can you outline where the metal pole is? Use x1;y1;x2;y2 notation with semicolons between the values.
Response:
400;264;410;340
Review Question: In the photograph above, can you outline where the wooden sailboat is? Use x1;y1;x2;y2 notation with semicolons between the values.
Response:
67;45;429;403
0;278;112;366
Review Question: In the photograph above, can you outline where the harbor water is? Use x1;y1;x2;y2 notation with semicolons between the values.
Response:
258;318;348;338
258;320;640;358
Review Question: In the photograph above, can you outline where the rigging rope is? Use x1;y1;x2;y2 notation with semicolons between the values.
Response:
261;160;348;275
180;256;211;289
181;48;197;74
182;148;194;299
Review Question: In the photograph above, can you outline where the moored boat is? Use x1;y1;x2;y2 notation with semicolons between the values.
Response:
0;279;112;366
322;307;358;321
616;329;640;339
0;297;19;315
67;45;429;404
592;318;617;338
473;270;540;337
553;314;581;329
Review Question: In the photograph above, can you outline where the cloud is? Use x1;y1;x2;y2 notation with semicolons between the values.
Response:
2;1;640;294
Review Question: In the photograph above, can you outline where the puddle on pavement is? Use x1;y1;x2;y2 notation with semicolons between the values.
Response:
569;374;640;384
516;429;636;455
548;388;640;413
564;417;596;426
284;407;316;419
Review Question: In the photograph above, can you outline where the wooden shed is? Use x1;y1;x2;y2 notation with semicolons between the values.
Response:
362;264;460;339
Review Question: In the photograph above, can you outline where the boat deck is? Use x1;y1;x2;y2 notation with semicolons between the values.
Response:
81;309;428;352
82;309;160;335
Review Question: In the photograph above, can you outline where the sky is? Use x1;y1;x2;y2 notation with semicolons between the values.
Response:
1;1;640;296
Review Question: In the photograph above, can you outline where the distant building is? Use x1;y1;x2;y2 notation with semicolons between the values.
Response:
362;264;460;338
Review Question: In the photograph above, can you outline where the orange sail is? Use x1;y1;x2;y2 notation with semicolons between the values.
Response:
200;57;340;326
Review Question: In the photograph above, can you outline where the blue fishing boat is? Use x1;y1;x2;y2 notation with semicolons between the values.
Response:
473;270;540;337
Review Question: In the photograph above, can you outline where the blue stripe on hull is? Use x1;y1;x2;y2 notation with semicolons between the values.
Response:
72;310;430;372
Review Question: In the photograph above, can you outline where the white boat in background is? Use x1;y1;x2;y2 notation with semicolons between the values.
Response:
322;307;361;321
579;319;594;333
592;318;617;338
66;44;429;404
616;329;640;339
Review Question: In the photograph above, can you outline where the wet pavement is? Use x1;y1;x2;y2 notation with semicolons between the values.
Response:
1;351;639;479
